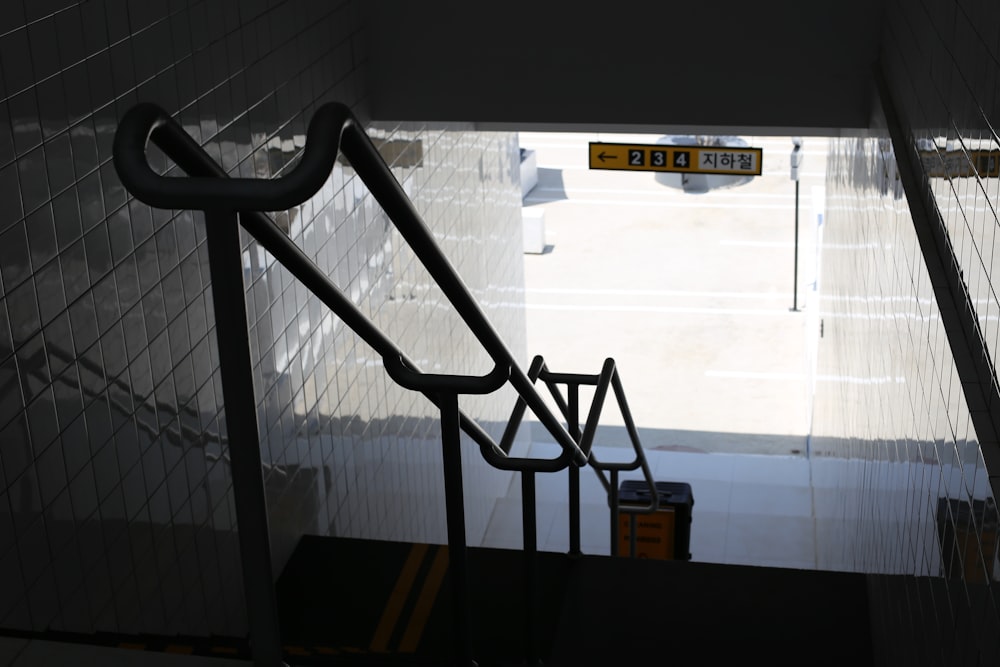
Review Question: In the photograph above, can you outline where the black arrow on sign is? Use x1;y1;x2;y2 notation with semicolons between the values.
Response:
597;151;618;162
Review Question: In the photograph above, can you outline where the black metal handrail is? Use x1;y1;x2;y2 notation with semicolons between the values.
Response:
115;102;586;469
113;102;659;666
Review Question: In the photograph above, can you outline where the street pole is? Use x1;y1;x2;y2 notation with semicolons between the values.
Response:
793;178;800;311
790;138;803;312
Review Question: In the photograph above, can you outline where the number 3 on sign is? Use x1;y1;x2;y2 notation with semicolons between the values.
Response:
629;149;644;166
673;151;690;168
651;150;666;167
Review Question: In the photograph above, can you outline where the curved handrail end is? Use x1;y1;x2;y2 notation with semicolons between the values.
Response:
383;354;510;395
113;101;355;212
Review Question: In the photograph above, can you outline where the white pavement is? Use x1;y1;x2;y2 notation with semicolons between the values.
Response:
518;131;827;456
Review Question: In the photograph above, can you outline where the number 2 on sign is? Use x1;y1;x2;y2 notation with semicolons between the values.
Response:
629;149;644;166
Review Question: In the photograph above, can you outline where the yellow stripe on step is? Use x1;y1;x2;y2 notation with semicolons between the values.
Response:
399;546;449;653
370;542;429;652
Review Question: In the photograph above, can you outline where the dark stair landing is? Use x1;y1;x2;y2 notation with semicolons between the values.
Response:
276;535;873;666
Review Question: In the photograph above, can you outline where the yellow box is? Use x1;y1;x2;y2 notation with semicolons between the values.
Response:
617;481;693;561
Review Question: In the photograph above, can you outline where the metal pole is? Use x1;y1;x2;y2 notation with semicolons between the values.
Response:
204;211;284;667
568;384;581;557
793;178;800;311
439;393;474;666
521;471;538;664
609;469;620;557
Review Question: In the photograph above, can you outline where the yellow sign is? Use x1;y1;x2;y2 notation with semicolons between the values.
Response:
589;142;762;176
618;509;676;560
920;149;1000;178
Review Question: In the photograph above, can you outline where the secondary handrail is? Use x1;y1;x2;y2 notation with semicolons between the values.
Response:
114;101;587;470
532;357;659;557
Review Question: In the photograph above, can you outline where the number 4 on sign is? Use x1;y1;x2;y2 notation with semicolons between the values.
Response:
673;151;690;168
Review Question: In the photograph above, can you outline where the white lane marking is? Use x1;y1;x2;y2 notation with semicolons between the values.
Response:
706;370;906;384
532;186;798;199
522;196;796;210
720;240;795;248
525;303;790;315
526;287;790;299
706;370;805;380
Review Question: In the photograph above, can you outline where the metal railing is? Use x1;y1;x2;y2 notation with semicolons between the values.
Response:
528;357;659;557
113;101;659;666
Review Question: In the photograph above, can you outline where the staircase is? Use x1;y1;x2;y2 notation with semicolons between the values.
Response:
275;535;873;666
110;101;874;667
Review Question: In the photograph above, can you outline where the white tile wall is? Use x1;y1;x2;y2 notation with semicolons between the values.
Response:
0;0;530;640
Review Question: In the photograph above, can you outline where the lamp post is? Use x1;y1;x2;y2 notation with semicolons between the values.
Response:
790;138;803;312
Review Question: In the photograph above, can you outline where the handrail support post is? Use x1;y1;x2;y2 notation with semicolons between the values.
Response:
204;210;285;667
521;471;538;665
609;469;620;557
567;385;582;557
440;392;475;666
